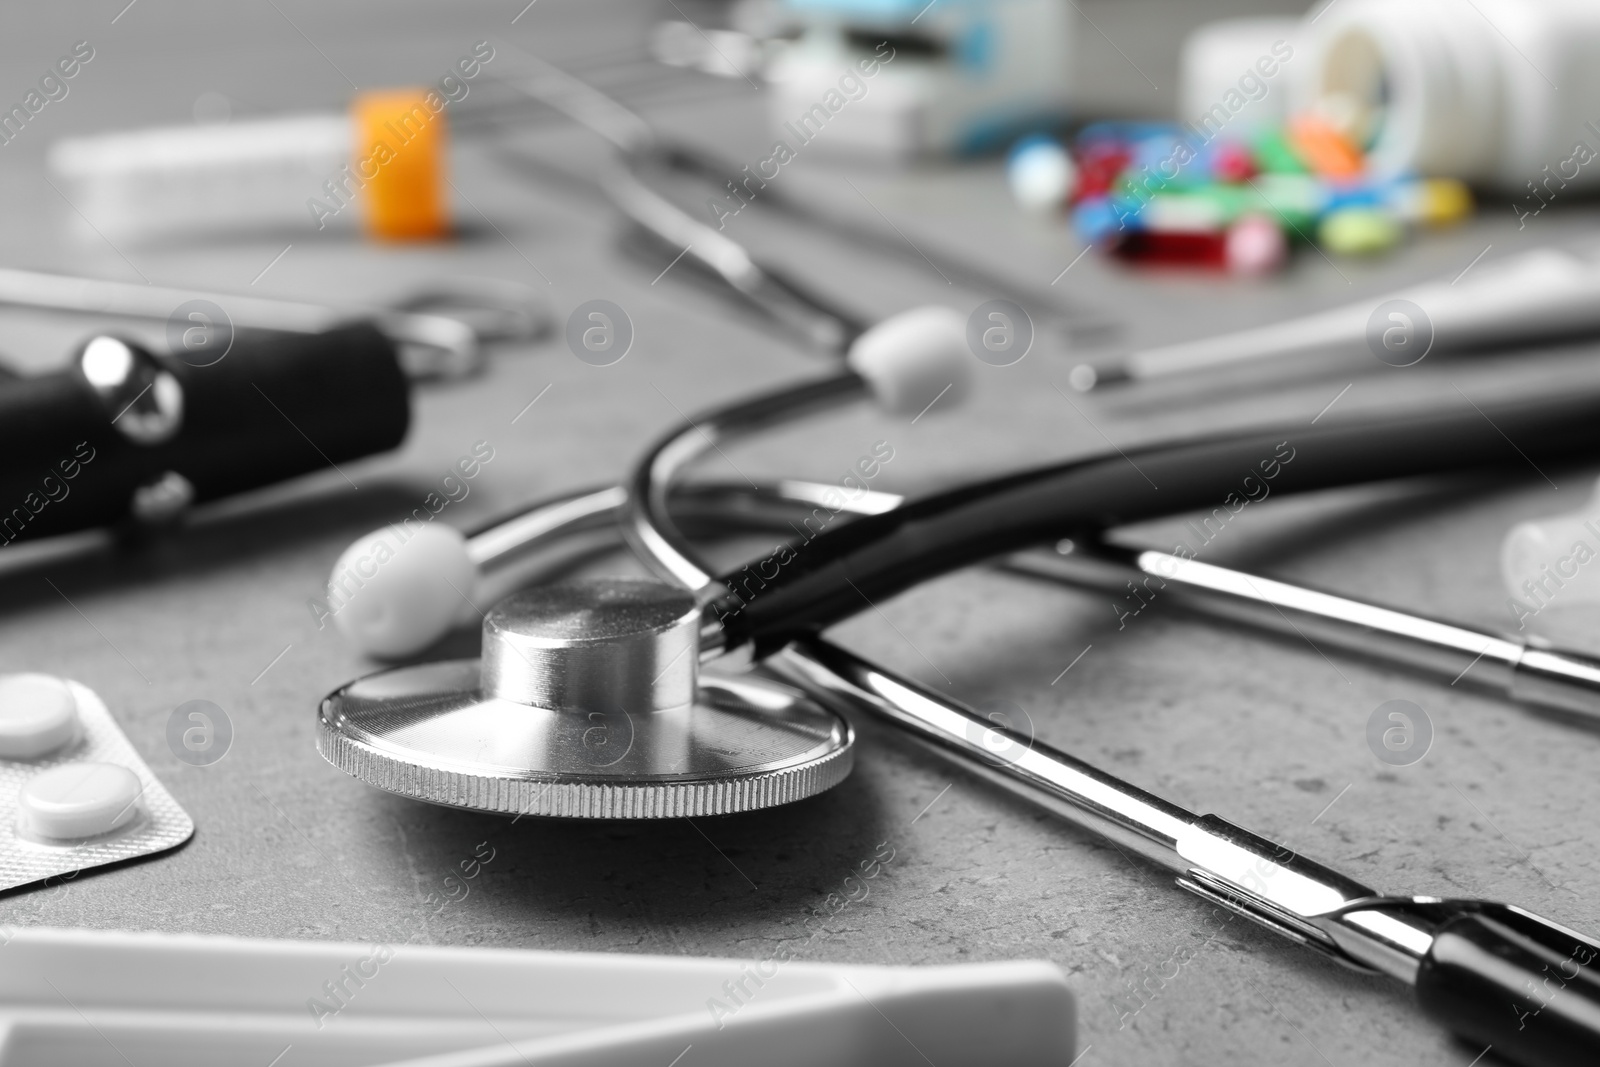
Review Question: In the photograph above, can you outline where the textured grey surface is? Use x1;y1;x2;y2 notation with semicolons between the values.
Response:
2;3;1600;1066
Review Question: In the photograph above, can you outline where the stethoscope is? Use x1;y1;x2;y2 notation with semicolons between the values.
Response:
313;62;1600;1067
317;352;1600;1065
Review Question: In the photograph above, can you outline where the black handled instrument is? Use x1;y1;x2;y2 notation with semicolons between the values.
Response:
0;323;408;546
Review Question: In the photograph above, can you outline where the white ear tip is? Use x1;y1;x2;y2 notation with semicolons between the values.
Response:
1501;522;1555;597
847;306;972;417
328;523;476;659
1499;479;1600;611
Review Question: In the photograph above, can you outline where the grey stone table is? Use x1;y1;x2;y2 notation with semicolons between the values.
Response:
1;3;1598;1065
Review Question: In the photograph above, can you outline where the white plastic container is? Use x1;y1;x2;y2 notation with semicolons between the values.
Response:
50;114;355;242
1179;18;1300;134
49;87;457;245
1294;0;1600;190
765;0;1074;160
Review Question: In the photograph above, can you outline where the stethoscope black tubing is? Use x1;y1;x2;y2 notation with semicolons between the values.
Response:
713;385;1600;656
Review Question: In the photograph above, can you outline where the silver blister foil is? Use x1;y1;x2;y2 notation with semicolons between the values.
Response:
0;680;192;890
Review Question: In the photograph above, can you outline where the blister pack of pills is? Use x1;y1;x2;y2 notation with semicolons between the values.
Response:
0;674;193;891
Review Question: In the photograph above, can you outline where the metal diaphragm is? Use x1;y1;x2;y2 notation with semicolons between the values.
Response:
317;577;854;818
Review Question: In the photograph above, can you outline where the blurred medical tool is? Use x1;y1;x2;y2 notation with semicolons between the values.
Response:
764;0;1072;159
319;363;1600;1065
503;56;1102;354
651;18;767;81
0;674;192;887
0;927;1072;1066
1069;246;1600;390
1296;0;1600;191
0;267;546;380
0;323;406;544
0;267;547;546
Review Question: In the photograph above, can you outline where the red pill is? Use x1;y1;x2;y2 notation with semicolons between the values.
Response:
1072;144;1132;204
1212;141;1257;183
1110;230;1227;268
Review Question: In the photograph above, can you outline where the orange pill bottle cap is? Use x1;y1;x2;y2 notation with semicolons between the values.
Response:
351;88;450;241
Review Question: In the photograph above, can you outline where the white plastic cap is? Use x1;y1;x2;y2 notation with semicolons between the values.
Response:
1502;478;1600;614
846;306;972;418
328;523;478;659
19;762;142;840
0;673;80;759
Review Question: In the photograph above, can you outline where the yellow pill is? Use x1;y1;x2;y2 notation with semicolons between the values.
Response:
1414;178;1474;226
1319;207;1403;256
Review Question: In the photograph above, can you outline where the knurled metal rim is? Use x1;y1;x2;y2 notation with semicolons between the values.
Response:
316;710;855;819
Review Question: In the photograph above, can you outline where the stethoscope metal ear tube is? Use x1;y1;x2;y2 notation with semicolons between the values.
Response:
761;638;1600;1067
1006;541;1600;719
625;370;870;600
465;480;888;608
762;639;1400;969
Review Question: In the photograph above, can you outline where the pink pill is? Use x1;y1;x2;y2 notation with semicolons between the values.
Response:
1226;214;1287;275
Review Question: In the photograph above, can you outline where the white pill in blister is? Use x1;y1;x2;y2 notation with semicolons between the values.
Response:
0;674;80;759
19;762;142;840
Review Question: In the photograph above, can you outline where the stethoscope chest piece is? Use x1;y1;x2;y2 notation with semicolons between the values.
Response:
317;577;853;818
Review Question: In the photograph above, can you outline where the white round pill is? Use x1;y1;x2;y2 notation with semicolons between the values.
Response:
19;762;142;840
0;673;80;759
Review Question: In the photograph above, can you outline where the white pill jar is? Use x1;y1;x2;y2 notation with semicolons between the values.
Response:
1294;0;1600;191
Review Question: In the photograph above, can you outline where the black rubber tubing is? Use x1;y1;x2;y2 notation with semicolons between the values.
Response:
711;383;1600;656
1415;905;1600;1067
